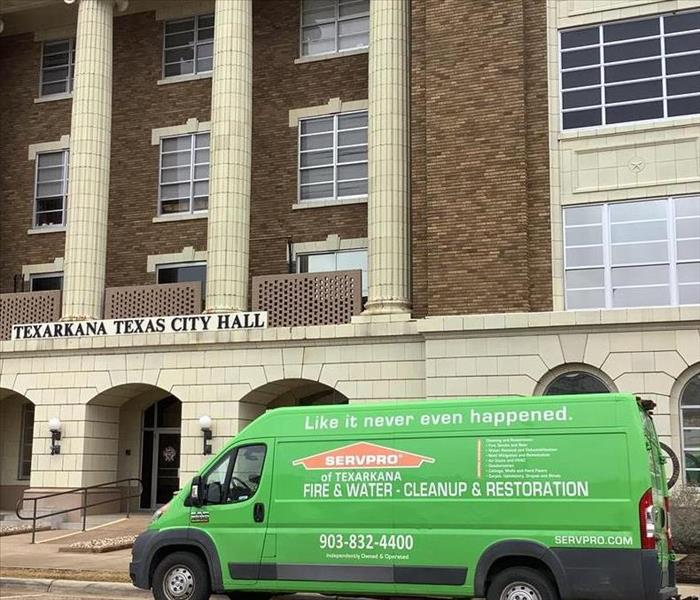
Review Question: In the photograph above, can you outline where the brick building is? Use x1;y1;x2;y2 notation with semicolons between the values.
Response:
0;0;698;512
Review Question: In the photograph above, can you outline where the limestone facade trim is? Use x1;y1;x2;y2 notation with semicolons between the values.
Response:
546;0;700;310
1;306;698;487
146;246;207;273
21;257;64;282
150;118;211;146
291;234;368;257
287;97;369;128
27;135;70;161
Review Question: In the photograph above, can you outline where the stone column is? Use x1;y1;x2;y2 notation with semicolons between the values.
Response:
363;0;411;315
205;0;252;313
61;0;113;320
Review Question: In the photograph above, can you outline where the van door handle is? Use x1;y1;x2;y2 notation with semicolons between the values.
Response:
253;502;265;523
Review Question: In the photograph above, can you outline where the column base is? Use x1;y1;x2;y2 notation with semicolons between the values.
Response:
60;315;94;322
204;306;247;314
361;299;411;316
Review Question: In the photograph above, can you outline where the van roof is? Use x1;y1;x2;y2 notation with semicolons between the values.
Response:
235;392;640;441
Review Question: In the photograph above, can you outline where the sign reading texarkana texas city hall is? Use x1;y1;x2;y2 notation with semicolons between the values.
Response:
11;312;267;341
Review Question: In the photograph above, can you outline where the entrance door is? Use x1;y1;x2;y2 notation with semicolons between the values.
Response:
156;432;181;505
140;396;182;509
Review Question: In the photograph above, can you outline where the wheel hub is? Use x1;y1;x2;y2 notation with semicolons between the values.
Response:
500;581;542;600
164;565;195;600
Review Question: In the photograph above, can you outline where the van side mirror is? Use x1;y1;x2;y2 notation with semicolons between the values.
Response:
190;475;203;507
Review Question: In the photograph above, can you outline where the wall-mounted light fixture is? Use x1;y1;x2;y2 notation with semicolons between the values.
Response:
48;417;62;455
199;415;212;455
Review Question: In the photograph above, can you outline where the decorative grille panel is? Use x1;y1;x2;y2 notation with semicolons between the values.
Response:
252;270;362;328
104;283;201;320
0;291;61;340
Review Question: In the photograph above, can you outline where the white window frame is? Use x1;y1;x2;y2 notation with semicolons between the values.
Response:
158;132;210;217
299;0;369;58
39;38;75;97
563;196;700;310
162;14;214;80
34;150;69;228
297;110;368;204
29;272;63;292
680;374;700;486
559;9;700;131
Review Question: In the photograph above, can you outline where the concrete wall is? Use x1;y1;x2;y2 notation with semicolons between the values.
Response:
546;0;700;310
1;306;697;492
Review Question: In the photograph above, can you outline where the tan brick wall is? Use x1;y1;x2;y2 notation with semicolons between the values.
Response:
413;0;551;317
1;0;551;315
249;0;368;281
107;11;210;289
0;33;70;294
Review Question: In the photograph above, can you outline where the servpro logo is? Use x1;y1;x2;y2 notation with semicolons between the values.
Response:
292;442;435;470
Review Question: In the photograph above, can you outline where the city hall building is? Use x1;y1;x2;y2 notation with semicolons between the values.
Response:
0;0;699;513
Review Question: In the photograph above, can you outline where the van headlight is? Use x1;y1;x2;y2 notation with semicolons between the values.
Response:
152;502;170;522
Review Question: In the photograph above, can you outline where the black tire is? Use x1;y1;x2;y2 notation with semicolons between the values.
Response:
487;566;559;600
660;442;680;490
152;551;210;600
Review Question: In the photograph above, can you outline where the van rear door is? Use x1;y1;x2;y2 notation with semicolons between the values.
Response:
639;404;670;588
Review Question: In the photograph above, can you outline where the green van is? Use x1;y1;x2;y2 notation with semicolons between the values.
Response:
130;393;678;600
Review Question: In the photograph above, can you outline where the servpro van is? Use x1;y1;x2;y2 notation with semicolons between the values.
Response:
130;394;677;600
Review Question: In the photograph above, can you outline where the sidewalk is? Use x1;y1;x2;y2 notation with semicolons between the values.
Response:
0;516;150;583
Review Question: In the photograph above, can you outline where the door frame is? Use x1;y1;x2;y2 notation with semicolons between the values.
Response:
150;427;181;508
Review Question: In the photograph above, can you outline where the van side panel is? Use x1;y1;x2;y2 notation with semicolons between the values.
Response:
258;396;638;597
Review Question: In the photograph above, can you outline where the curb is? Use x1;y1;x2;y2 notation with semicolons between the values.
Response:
0;577;150;597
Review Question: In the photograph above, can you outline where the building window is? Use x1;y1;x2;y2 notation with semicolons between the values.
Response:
564;196;700;309
297;248;368;296
543;371;610;395
298;111;367;203
681;373;700;485
163;14;214;78
560;10;700;129
157;262;207;303
159;133;210;215
18;403;35;481
34;151;69;227
301;0;369;57
29;273;63;292
40;39;75;96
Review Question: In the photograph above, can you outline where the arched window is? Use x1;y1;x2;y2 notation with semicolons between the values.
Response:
681;373;700;485
544;371;610;395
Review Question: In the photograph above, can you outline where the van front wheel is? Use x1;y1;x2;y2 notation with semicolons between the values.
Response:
487;567;559;600
152;551;210;600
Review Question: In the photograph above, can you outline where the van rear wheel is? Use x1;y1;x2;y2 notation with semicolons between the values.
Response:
487;567;559;600
152;551;210;600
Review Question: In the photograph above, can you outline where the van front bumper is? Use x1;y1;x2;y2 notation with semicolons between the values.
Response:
129;529;157;590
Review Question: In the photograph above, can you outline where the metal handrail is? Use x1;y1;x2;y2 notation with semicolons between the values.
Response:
15;478;143;543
